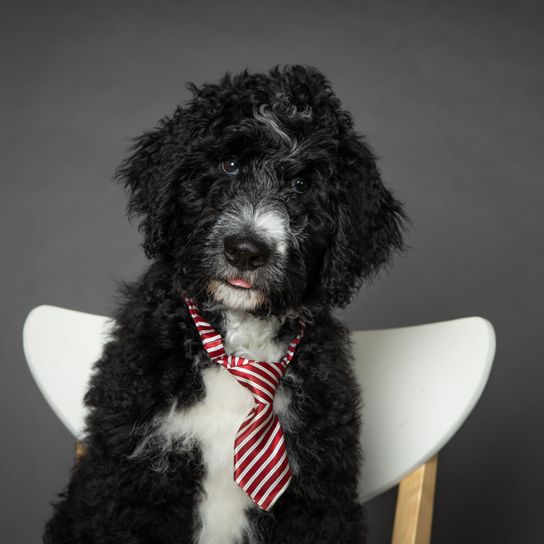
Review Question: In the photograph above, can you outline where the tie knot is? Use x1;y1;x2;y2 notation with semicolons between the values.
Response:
217;357;286;405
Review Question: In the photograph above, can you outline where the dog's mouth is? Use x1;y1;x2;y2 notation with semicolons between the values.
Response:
207;277;266;311
226;277;253;289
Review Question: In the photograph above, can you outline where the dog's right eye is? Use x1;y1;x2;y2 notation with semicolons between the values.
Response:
291;178;311;194
221;159;240;176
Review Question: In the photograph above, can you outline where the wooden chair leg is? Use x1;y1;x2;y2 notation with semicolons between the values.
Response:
75;440;87;462
391;455;438;544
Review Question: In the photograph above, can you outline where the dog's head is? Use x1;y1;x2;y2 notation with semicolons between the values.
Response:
117;66;405;315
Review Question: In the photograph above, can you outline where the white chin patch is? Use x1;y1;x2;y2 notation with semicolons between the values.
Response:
208;280;265;311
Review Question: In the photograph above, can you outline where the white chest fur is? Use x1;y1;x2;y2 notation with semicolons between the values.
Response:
159;310;289;544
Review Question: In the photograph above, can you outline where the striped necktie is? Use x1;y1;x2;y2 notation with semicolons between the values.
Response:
184;297;304;511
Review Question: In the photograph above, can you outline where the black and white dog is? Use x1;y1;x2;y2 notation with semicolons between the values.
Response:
44;65;404;544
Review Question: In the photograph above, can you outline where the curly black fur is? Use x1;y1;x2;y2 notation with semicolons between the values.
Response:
44;65;405;544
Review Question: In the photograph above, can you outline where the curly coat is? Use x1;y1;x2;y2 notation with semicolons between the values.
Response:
44;65;405;544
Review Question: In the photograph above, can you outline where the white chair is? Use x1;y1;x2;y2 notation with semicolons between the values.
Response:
23;305;495;544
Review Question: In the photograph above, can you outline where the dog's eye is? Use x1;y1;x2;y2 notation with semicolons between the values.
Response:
291;178;310;194
221;159;240;176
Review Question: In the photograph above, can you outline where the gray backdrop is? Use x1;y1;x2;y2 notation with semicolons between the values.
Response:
2;0;543;542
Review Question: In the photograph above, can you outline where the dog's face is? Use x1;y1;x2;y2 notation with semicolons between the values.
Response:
117;66;404;315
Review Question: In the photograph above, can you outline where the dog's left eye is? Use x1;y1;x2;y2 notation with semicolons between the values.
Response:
221;159;240;176
291;178;311;194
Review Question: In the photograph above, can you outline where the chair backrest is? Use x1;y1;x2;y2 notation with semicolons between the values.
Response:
23;305;495;504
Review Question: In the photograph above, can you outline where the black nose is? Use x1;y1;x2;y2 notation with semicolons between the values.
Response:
224;234;271;271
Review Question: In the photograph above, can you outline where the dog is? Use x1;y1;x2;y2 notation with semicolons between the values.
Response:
44;65;404;544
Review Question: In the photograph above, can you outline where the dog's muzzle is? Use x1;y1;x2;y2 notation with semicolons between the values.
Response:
203;198;293;310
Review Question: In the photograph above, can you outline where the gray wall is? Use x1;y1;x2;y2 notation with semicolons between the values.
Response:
2;1;543;542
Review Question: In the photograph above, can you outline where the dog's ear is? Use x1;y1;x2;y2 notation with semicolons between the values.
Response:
115;110;187;259
319;132;405;308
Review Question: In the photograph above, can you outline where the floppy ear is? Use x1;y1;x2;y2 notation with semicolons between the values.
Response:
115;110;186;259
320;134;405;308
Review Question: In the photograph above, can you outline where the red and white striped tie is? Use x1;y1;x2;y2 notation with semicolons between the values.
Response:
184;297;304;511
